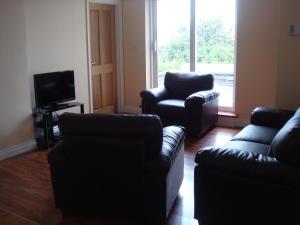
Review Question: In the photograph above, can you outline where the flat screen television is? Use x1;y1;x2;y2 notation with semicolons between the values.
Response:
34;70;75;108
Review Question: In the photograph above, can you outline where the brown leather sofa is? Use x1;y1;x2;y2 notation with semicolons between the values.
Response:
140;72;219;137
194;106;300;225
48;113;185;224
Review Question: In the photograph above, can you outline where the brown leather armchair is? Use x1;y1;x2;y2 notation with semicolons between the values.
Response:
48;112;185;224
140;72;219;137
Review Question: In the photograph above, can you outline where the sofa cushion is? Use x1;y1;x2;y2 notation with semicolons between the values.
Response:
232;125;279;145
269;108;300;165
223;140;270;155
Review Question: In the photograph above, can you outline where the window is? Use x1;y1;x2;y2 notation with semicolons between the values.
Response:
152;0;236;111
156;0;190;85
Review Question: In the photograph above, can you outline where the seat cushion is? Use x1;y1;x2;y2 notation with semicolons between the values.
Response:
152;99;185;119
232;125;279;145
223;140;270;155
269;107;300;165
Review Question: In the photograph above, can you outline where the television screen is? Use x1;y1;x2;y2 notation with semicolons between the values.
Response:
34;70;75;108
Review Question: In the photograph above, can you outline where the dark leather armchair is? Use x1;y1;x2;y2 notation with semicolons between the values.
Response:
194;107;300;225
140;72;219;137
48;113;185;224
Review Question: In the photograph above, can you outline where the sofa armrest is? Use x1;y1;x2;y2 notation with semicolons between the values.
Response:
185;90;219;108
47;141;65;164
140;87;169;104
250;107;294;128
145;125;185;174
195;147;300;188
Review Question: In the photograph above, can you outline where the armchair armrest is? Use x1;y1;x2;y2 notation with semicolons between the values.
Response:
250;107;294;128
140;87;169;104
145;125;185;174
185;90;219;108
195;147;300;188
47;141;65;164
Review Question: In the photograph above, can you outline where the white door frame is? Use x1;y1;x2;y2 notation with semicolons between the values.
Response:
85;0;124;113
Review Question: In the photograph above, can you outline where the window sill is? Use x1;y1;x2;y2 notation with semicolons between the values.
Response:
218;111;238;118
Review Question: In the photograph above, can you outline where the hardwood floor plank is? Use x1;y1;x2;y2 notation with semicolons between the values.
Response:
0;127;239;225
0;208;38;225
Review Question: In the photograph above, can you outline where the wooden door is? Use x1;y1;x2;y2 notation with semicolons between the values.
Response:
89;4;117;113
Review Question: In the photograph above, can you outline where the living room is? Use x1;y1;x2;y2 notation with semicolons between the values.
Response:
0;0;300;224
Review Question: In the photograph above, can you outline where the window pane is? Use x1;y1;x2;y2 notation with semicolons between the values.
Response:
157;0;190;87
196;0;236;109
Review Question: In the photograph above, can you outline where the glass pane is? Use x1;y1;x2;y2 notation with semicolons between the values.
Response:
196;0;236;108
157;0;190;87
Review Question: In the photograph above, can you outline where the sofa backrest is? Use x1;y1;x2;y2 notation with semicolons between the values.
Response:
269;107;300;165
164;72;214;99
59;112;163;161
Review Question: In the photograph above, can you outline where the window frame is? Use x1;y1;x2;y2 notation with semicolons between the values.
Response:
150;0;237;112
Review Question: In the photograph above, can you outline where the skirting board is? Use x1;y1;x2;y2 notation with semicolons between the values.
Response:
0;140;36;161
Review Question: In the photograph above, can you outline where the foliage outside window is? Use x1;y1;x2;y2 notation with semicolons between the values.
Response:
158;18;234;73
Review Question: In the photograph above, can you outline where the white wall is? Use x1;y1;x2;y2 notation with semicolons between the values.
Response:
0;0;90;153
234;0;280;125
0;0;33;149
276;0;300;110
227;0;300;126
122;0;147;111
25;0;90;111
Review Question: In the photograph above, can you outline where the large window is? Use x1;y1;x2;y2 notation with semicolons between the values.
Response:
153;0;236;111
156;0;190;85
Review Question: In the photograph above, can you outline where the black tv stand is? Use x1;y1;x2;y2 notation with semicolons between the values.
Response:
33;102;84;149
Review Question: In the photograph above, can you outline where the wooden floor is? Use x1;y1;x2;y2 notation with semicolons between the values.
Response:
0;127;239;225
0;208;38;225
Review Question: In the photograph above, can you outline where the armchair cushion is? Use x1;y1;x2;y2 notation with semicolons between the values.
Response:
164;72;213;99
269;107;300;165
153;99;185;119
